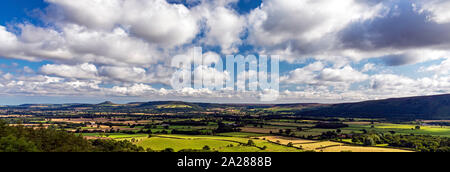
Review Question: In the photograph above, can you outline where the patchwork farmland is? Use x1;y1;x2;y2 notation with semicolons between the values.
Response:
2;100;450;152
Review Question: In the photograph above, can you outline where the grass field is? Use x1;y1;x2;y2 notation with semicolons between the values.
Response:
133;134;302;152
321;146;411;152
258;136;412;152
80;133;148;139
243;120;450;138
344;123;450;137
216;132;268;138
78;120;450;152
156;105;192;109
100;133;414;152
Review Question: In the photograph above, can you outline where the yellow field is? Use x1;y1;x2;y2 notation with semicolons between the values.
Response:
258;136;412;152
259;136;317;145
156;105;192;109
321;146;411;152
241;127;281;134
299;141;343;151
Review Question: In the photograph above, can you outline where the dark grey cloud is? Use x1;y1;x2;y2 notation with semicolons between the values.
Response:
339;0;450;51
354;0;385;6
381;54;419;66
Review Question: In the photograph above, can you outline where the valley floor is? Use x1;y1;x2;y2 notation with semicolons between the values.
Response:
106;133;412;152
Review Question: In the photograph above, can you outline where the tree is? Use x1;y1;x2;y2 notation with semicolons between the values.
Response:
0;135;39;152
162;148;175;152
361;129;368;134
287;142;294;147
203;145;211;151
415;126;421;130
0;120;145;152
285;129;292;135
364;137;376;146
247;140;256;146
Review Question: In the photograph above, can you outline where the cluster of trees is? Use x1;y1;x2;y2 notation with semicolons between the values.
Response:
171;129;212;135
0;120;144;152
214;122;241;133
90;139;144;152
314;123;349;129
384;135;450;152
319;131;339;140
163;120;209;126
351;133;384;146
269;129;295;137
427;122;450;126
352;133;450;152
178;145;218;152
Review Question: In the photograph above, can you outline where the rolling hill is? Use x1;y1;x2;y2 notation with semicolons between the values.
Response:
296;94;450;120
3;94;450;119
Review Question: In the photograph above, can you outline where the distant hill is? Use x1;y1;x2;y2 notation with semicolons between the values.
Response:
1;100;321;114
297;94;450;120
98;101;115;105
4;94;450;119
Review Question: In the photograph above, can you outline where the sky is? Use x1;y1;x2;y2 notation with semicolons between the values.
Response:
1;0;450;105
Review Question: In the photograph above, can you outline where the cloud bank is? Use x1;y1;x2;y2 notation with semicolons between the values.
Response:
0;0;450;103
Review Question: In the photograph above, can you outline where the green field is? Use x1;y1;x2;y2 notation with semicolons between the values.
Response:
80;133;149;139
132;134;302;152
344;123;450;137
216;132;268;138
156;105;192;109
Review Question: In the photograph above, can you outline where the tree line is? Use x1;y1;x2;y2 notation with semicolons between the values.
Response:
0;120;145;152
